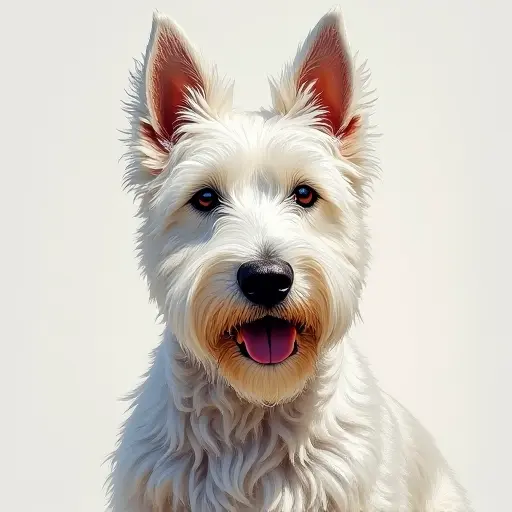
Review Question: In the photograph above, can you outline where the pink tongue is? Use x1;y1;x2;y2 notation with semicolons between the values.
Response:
240;317;296;364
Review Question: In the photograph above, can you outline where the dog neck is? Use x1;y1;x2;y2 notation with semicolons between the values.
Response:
110;329;381;511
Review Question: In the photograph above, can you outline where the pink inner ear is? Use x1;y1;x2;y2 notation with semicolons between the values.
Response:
147;30;202;144
298;23;353;136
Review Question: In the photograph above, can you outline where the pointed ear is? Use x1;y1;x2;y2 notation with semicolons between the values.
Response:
143;13;205;149
124;13;232;187
272;9;356;138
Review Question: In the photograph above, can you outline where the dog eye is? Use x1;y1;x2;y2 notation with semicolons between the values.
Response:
190;188;220;212
293;185;317;208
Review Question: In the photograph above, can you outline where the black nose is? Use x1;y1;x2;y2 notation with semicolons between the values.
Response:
237;259;294;308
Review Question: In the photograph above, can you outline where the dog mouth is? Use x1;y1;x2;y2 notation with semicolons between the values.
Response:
228;316;300;365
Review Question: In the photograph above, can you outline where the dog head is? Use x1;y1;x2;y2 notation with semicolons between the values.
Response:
124;9;378;405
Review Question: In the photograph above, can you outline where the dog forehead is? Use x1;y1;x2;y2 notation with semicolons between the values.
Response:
225;110;330;156
180;111;339;185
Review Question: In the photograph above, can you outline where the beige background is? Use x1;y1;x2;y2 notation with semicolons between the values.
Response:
2;1;510;510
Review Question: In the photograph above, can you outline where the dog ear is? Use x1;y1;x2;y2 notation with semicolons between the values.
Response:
271;9;358;140
138;13;205;167
124;13;232;183
143;13;205;148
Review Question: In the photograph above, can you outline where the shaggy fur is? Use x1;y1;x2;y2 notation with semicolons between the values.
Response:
108;8;472;511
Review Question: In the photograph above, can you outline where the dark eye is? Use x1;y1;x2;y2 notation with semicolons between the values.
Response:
190;188;220;212
293;185;317;208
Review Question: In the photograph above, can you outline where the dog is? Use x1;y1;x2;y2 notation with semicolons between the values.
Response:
107;8;472;512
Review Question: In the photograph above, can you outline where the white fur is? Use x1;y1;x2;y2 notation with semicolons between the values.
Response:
108;8;472;511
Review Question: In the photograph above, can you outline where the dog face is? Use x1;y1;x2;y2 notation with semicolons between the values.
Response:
124;10;377;404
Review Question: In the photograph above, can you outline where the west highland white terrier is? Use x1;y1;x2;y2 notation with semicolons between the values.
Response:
108;8;472;512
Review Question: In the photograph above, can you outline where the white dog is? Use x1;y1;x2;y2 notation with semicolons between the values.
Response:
108;8;472;512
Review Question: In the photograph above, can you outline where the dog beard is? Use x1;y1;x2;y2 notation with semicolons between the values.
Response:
184;258;336;405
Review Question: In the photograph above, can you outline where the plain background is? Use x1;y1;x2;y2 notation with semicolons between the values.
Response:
2;0;510;510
